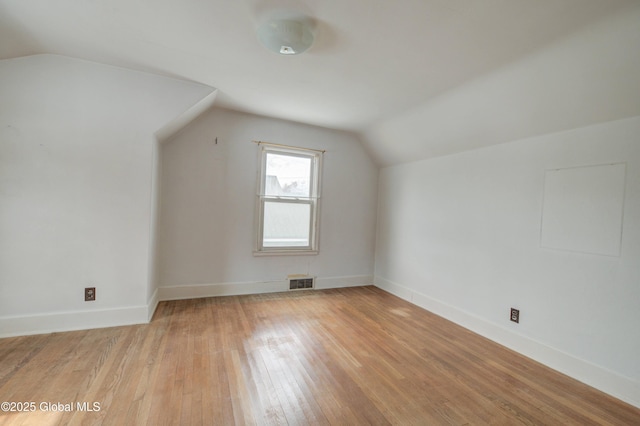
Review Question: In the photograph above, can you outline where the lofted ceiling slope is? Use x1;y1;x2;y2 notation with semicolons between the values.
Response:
1;0;639;165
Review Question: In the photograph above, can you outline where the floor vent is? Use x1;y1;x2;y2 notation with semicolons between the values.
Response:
288;275;315;290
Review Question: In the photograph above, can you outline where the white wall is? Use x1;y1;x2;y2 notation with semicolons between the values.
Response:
157;108;378;297
374;116;640;406
364;2;640;165
0;55;214;336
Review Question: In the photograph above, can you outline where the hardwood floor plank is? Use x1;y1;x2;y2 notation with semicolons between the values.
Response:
1;286;639;425
0;335;48;390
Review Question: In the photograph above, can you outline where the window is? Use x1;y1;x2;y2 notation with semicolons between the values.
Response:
255;143;322;255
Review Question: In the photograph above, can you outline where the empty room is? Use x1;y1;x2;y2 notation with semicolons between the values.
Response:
1;0;639;424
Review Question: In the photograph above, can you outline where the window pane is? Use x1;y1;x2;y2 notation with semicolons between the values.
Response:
263;201;310;247
265;153;311;197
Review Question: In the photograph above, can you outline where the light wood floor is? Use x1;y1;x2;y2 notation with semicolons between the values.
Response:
1;286;638;425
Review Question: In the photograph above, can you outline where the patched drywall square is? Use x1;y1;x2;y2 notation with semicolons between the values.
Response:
541;163;626;256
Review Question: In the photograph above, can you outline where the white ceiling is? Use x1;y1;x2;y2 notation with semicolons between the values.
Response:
1;0;638;164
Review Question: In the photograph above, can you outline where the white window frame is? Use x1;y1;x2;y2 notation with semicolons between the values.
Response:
254;143;323;256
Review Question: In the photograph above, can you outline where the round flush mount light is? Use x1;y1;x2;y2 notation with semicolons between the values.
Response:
257;18;314;55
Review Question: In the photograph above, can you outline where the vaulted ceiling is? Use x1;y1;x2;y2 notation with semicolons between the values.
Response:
1;0;639;165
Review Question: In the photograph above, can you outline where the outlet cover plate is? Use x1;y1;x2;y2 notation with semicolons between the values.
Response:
85;287;96;301
510;308;520;323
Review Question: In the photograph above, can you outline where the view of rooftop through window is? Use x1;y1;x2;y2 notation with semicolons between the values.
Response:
265;153;311;197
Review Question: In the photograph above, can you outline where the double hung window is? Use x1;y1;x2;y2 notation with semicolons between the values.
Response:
255;143;322;255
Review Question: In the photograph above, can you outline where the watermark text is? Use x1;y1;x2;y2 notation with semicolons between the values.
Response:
1;401;101;412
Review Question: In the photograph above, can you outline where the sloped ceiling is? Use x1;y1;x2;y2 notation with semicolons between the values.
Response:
1;0;639;165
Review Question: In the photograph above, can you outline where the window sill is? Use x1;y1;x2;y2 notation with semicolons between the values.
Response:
253;249;319;257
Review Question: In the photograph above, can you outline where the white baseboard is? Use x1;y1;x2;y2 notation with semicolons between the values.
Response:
316;275;373;289
0;305;150;338
158;275;373;301
374;276;640;409
147;287;159;321
0;276;372;338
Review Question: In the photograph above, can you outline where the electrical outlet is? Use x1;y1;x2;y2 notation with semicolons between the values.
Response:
85;287;96;301
510;308;520;323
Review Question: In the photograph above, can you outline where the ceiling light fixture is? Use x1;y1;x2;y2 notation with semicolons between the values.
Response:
257;18;314;55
